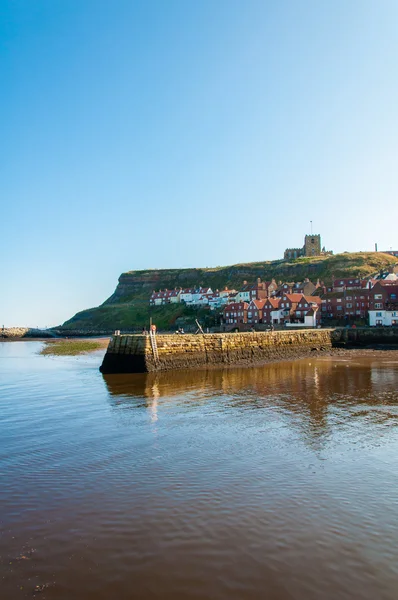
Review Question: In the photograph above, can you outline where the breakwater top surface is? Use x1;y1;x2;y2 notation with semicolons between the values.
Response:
1;342;398;599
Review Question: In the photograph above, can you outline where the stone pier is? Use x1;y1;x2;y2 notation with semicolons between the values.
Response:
99;330;335;374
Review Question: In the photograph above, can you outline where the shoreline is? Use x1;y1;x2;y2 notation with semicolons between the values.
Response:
2;337;397;363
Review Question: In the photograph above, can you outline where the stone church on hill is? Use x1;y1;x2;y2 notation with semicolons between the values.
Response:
284;234;331;260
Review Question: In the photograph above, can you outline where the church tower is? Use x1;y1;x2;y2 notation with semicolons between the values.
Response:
304;234;321;257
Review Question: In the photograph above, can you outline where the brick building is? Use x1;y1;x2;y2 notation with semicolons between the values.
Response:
223;302;249;325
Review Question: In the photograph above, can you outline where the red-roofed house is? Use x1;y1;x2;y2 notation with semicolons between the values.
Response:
223;302;249;325
247;299;266;324
262;298;281;324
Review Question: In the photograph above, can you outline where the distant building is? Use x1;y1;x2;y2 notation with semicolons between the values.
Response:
284;233;331;260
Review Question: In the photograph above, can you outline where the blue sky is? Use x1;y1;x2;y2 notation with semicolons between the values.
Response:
1;0;398;327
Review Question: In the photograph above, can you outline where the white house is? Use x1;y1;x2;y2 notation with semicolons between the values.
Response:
270;308;287;324
149;289;181;306
369;310;398;326
234;290;251;303
190;287;213;304
207;293;223;310
286;307;319;328
166;289;181;303
180;288;195;304
149;290;167;306
219;288;237;298
195;295;210;306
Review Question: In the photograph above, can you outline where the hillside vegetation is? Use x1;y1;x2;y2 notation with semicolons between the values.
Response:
62;252;397;331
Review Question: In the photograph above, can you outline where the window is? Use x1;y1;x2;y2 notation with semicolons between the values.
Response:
375;303;383;309
391;294;397;300
346;303;352;308
346;296;352;300
374;294;382;300
337;306;342;311
376;312;382;317
337;299;342;303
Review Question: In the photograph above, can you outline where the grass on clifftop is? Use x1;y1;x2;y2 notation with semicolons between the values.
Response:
40;339;109;356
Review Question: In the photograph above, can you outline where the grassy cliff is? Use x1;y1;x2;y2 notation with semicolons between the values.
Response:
62;252;397;331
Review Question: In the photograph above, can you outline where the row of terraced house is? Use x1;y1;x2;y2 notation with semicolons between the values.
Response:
149;268;398;327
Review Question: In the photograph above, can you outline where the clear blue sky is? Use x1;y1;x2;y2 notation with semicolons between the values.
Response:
1;0;398;327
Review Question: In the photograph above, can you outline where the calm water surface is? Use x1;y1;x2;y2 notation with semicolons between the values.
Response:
1;342;398;599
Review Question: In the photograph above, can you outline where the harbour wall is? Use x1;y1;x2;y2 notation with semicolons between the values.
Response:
100;330;335;374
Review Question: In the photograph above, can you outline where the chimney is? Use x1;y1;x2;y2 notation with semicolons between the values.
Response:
375;243;378;252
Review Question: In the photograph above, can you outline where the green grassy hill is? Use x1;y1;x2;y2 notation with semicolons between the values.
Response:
62;252;397;331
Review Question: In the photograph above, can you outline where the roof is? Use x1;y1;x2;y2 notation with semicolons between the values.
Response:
224;302;249;311
333;278;361;286
303;295;322;304
284;293;304;303
264;298;280;309
249;299;267;309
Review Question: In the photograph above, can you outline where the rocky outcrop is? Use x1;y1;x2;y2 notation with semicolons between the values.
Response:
0;327;55;339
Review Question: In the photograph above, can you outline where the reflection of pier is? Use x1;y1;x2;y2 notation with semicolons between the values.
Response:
103;358;379;401
103;357;398;451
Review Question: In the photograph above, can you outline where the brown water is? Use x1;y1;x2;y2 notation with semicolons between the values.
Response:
1;342;398;600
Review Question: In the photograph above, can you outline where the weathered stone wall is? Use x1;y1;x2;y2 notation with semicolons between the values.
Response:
100;330;334;374
332;327;398;345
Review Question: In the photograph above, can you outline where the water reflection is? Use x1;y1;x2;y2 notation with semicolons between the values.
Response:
103;357;398;452
103;358;398;402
